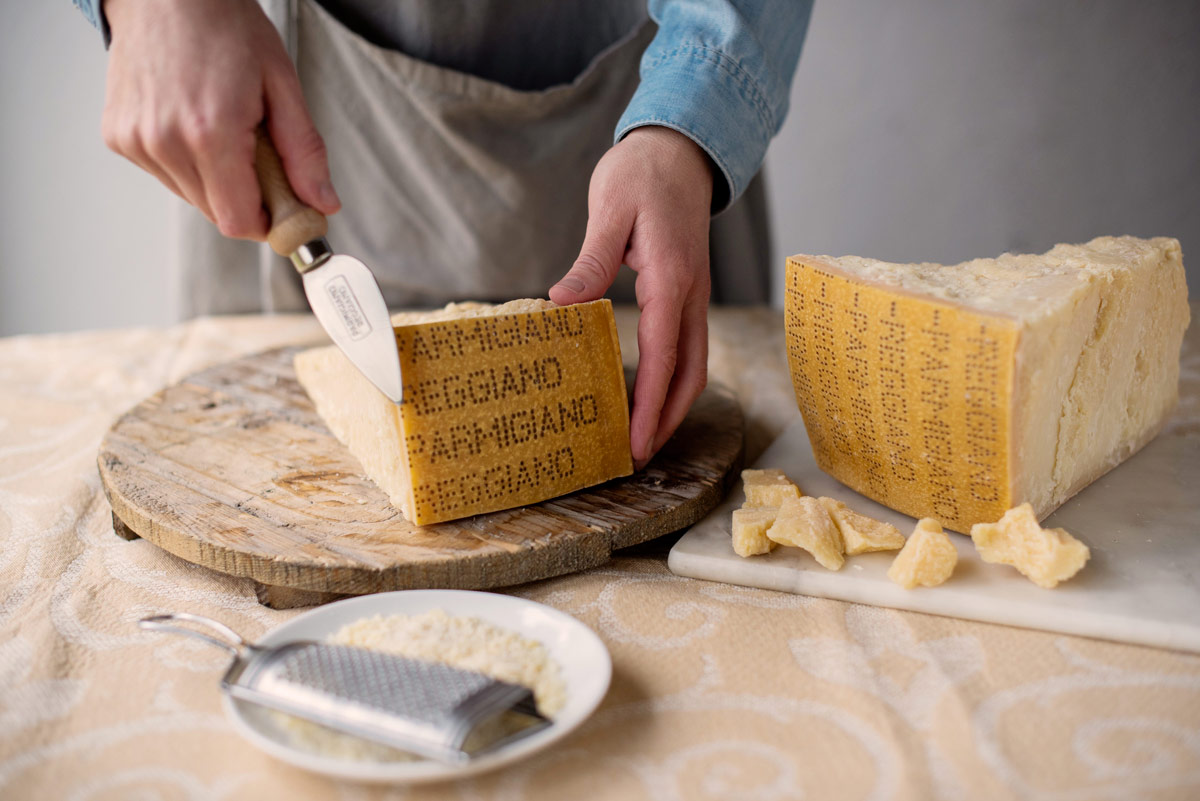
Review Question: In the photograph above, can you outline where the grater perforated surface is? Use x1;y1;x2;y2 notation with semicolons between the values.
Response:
277;644;497;723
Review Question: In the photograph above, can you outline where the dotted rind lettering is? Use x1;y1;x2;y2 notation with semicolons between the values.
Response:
785;258;1015;532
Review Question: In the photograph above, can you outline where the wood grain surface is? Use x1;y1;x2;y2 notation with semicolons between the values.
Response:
98;347;744;605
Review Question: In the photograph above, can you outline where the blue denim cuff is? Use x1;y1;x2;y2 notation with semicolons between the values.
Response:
615;44;774;214
73;0;112;47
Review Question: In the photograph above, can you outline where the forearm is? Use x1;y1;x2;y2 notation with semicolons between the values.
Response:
617;0;814;211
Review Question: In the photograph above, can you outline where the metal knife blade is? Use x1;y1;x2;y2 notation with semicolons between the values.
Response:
253;129;403;404
301;253;403;403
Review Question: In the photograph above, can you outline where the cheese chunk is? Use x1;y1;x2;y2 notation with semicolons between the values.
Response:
741;468;803;508
818;497;905;554
766;496;844;570
785;236;1189;533
294;299;633;525
731;507;779;557
970;503;1090;588
887;518;958;589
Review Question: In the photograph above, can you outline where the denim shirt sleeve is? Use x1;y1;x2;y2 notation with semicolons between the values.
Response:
71;0;112;47
616;0;814;212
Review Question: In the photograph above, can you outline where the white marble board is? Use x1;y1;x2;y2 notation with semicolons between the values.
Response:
668;414;1200;653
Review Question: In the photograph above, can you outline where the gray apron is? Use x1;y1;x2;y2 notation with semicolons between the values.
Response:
176;0;772;317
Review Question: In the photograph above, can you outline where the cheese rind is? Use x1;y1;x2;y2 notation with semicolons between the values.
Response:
818;497;905;554
731;507;779;557
294;299;633;525
785;236;1189;533
741;468;803;508
970;503;1089;588
887;518;958;589
766;496;845;570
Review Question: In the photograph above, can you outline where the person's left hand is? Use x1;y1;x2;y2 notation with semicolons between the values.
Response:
549;126;714;469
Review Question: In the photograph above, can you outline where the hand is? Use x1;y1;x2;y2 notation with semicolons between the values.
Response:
101;0;340;239
550;127;713;469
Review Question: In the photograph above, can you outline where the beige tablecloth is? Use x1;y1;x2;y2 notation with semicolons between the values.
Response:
1;307;1198;800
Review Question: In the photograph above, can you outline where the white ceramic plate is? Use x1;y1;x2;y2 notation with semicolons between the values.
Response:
223;590;611;784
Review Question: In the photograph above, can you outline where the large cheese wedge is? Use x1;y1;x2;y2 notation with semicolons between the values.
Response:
785;236;1189;533
295;299;633;525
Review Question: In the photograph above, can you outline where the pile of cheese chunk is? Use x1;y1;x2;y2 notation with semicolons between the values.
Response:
732;469;1090;589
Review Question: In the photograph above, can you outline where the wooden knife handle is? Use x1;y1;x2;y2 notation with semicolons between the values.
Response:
254;128;328;257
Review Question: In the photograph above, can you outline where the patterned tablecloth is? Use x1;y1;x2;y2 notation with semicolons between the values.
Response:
1;306;1197;801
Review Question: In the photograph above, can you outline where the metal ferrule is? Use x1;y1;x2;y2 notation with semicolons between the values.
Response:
291;238;333;273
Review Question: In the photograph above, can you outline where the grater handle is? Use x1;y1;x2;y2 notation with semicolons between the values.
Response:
139;613;248;656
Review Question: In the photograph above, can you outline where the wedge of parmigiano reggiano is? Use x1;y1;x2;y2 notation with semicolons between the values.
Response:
295;299;633;525
785;236;1189;534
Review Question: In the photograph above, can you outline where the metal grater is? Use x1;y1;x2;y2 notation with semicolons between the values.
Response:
140;613;550;764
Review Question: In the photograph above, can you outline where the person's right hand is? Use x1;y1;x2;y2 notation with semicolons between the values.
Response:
102;0;340;239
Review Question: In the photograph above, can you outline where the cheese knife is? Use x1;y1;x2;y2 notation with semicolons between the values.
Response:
253;131;403;404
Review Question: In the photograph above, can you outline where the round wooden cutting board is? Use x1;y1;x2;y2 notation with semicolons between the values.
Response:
98;347;744;607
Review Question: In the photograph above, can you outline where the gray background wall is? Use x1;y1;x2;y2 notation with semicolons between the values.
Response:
2;0;1198;336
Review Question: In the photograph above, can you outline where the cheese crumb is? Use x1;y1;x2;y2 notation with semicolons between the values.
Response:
887;518;957;589
766;496;845;570
731;507;779;557
970;503;1090;588
818;497;905;554
741;468;803;508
